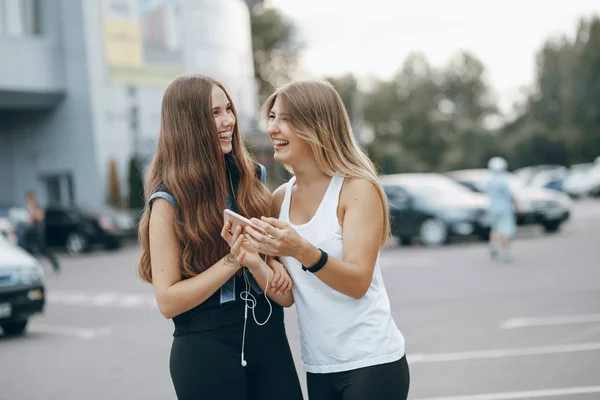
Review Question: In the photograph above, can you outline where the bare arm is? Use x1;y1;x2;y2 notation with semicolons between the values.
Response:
268;183;295;306
246;260;294;307
295;179;382;299
149;199;241;319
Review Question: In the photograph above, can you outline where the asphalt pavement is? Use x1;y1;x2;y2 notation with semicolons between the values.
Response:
1;199;600;400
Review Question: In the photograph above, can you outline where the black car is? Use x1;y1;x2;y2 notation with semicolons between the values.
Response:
0;236;45;336
43;206;125;255
381;173;491;246
446;169;572;233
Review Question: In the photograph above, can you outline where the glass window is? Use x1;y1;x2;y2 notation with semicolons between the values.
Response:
2;0;41;37
0;1;5;36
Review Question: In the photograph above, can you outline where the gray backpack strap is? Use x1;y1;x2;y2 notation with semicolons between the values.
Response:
149;191;176;209
258;163;267;184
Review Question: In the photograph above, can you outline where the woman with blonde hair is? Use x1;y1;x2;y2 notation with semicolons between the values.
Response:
245;80;410;399
137;74;303;400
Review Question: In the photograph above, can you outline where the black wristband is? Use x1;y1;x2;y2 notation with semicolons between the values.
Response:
302;249;328;273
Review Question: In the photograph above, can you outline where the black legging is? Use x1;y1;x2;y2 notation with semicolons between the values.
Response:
25;226;60;272
306;356;410;400
169;314;303;400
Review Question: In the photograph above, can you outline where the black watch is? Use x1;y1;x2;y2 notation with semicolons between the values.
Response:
302;249;328;273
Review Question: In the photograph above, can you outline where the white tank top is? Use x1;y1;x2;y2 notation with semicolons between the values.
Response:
280;175;405;374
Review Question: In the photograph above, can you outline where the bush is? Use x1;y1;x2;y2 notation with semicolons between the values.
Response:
107;158;122;208
128;156;144;209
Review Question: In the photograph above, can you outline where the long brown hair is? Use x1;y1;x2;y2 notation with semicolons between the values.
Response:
138;74;271;283
263;80;390;246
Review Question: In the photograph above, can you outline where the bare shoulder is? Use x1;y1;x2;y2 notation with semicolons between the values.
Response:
149;198;176;228
271;182;288;216
340;178;381;204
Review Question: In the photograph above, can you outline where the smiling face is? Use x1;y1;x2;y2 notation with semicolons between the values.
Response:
211;85;236;154
267;97;313;166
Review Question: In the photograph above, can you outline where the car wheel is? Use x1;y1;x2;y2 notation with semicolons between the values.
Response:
66;232;88;255
1;320;28;336
419;218;448;246
543;220;562;233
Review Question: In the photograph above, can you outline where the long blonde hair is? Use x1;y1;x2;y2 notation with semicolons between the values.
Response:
263;80;390;245
138;74;271;283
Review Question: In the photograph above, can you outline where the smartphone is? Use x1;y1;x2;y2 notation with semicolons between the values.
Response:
224;209;267;236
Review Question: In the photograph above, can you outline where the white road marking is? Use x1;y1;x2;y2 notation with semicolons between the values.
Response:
413;386;600;400
501;313;600;329
47;290;157;309
29;324;113;339
409;342;600;364
89;292;120;306
117;294;154;308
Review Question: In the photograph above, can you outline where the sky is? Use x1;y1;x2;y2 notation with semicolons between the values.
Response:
268;0;600;115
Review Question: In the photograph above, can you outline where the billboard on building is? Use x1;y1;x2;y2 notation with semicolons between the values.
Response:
101;0;183;86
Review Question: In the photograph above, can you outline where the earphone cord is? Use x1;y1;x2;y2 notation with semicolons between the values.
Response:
239;253;273;367
228;165;273;366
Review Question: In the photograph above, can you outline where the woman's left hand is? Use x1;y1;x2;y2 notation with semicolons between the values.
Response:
221;222;264;272
245;217;303;258
266;257;293;295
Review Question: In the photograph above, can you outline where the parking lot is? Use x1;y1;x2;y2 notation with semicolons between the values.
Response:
1;199;599;400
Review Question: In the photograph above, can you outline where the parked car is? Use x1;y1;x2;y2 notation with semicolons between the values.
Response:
43;206;129;255
0;205;28;248
563;163;595;199
446;169;571;233
0;235;45;336
380;173;491;246
514;165;565;184
587;164;600;197
528;167;568;193
0;215;17;246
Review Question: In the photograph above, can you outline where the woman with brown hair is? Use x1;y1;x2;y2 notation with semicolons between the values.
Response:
137;74;303;400
245;80;410;400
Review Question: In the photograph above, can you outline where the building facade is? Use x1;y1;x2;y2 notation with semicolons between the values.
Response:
0;0;259;208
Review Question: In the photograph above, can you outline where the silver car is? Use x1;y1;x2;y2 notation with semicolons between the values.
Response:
0;236;46;336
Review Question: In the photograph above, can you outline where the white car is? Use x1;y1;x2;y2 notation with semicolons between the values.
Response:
0;235;46;336
0;217;17;245
563;166;595;198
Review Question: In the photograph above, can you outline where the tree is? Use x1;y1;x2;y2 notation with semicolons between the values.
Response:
361;50;500;173
127;156;144;209
502;15;600;166
326;74;359;122
250;7;302;103
442;50;498;125
107;158;122;208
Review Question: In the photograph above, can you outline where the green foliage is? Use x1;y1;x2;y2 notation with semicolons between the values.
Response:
326;15;600;173
128;156;144;209
250;7;302;104
359;51;498;173
107;158;122;208
250;9;600;176
499;15;600;168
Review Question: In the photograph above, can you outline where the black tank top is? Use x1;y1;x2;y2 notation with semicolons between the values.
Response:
149;158;282;336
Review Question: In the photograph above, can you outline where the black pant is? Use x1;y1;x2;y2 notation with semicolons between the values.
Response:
26;227;60;272
169;316;303;400
307;356;410;400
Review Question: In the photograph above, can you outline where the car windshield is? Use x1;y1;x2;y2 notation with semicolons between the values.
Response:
402;177;475;202
457;172;525;193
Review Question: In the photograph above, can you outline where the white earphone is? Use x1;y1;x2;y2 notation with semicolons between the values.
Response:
240;255;272;368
